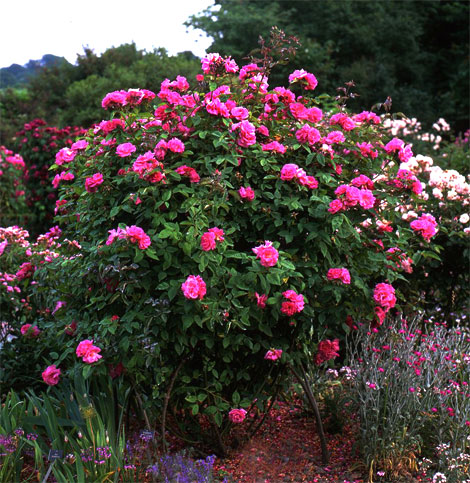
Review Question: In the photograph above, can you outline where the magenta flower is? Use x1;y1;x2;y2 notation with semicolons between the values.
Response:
373;283;396;312
181;275;206;300
228;408;247;423
238;186;255;201
252;241;279;267
42;365;61;385
116;143;136;157
85;173;104;193
21;324;40;337
76;340;102;364
264;349;283;361
255;292;267;308
327;268;351;284
126;225;151;250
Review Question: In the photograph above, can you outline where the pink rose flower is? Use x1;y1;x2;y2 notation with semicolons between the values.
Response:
85;173;104;193
314;339;340;365
327;268;351;284
21;324;40;337
76;339;102;364
238;186;255;201
280;164;299;181
328;199;344;214
255;292;267;308
281;290;305;315
262;141;286;153
181;275;206;300
201;232;216;251
126;225;151;250
373;283;396;312
228;408;247;423
42;365;61;385
71;140;89;151
116;143;136;157
288;69;318;90
55;147;76;165
253;241;279;267
167;138;185;153
410;213;438;242
264;349;282;361
208;227;224;241
175;165;200;183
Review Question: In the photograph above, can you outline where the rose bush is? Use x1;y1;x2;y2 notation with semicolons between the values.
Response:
11;119;87;235
7;53;444;449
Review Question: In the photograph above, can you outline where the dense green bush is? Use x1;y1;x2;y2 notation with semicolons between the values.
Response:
10;50;442;451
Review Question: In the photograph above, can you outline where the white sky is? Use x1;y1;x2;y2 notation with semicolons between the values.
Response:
0;0;216;68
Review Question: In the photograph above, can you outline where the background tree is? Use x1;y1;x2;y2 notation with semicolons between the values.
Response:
187;0;469;133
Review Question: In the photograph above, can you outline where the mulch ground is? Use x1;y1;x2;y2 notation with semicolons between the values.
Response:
213;401;367;483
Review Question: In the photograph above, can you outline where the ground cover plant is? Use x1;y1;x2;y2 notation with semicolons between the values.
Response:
1;30;469;482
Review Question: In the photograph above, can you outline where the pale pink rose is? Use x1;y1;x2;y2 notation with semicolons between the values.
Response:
0;241;7;256
181;275;206;300
42;365;61;385
228;408;247;423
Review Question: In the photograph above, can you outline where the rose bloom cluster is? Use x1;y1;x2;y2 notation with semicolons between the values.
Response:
329;182;376;214
76;339;102;364
280;163;318;189
314;339;340;365
281;290;305;316
200;227;225;251
102;88;156;109
106;225;151;250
